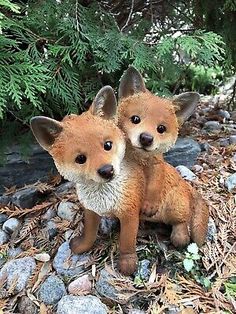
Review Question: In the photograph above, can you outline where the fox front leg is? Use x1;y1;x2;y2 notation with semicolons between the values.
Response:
118;212;139;275
70;208;101;254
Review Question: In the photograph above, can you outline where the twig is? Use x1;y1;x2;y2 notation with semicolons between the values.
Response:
121;0;134;32
7;109;30;127
75;0;80;32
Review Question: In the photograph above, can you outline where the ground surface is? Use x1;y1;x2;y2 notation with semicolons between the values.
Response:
0;97;235;314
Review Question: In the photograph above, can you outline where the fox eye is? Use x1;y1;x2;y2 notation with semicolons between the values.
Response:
75;154;87;164
104;141;112;151
157;125;166;134
130;115;141;124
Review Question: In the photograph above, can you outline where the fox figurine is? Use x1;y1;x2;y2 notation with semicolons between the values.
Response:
118;66;209;248
30;86;145;275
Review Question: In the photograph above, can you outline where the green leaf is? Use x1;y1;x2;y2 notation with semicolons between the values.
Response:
187;243;199;255
183;259;194;272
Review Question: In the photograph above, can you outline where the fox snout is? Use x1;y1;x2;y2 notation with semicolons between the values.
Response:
97;164;114;180
139;132;154;147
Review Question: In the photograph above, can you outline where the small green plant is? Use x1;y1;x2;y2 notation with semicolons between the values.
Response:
183;243;201;272
224;277;236;299
183;243;211;289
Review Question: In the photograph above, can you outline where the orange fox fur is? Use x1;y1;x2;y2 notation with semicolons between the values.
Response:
30;87;145;275
118;66;209;248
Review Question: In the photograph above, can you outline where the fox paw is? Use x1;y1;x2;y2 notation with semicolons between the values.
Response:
170;231;190;248
69;236;93;254
118;253;138;276
141;200;157;217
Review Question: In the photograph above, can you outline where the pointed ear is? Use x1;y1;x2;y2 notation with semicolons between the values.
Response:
173;92;200;124
30;116;63;151
90;86;117;119
119;66;146;99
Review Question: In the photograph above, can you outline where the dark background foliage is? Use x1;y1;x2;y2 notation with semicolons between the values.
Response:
0;0;236;160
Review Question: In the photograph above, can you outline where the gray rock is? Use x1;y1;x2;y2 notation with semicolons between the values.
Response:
0;247;22;268
0;195;11;205
18;296;38;314
46;220;58;239
225;173;236;192
8;247;23;258
218;109;230;120
2;217;21;234
57;295;108;314
42;208;56;220
68;274;92;295
99;217;118;235
176;165;197;181
0;143;57;194
0;229;9;245
135;259;151;281
0;257;36;293
57;201;76;222
96;268;122;302
12;187;38;209
38;275;66;305
229;135;236;145
192;165;203;173
164;138;201;168
218;138;230;147
56;182;75;195
64;229;74;241
0;213;8;224
206;217;217;241
200;142;211;152
204;121;221;131
53;242;90;277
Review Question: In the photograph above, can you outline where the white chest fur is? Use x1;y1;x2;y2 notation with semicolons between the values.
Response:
76;166;129;216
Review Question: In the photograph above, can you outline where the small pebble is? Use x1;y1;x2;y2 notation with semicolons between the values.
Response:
203;121;221;131
229;135;236;145
0;257;36;293
218;138;229;147
18;296;38;314
192;165;203;173
42;208;56;221
0;214;8;224
0;195;11;206
68;274;92;295
38;275;66;305
35;253;50;262
225;173;236;192
2;218;21;234
0;229;9;245
64;229;74;241
206;217;217;242
57;201;76;222
218;109;230;120
57;295;108;314
176;166;197;182
46;220;58;239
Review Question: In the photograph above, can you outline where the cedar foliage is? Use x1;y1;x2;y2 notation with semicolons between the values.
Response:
0;0;233;155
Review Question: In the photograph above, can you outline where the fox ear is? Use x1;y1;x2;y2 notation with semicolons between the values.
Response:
119;66;146;99
173;92;200;124
90;86;117;119
30;116;63;151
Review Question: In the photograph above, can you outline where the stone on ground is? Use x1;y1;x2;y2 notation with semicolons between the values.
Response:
38;275;66;305
57;295;108;314
0;257;36;293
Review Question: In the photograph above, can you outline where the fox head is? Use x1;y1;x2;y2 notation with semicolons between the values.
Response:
30;86;126;184
118;66;200;154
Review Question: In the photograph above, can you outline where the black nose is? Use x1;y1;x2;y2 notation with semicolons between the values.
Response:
139;133;153;147
97;164;114;180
